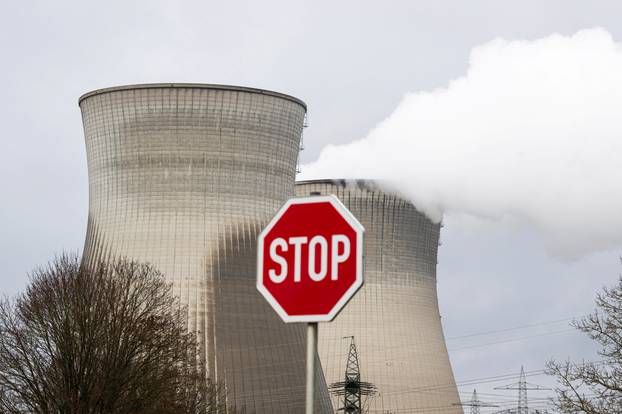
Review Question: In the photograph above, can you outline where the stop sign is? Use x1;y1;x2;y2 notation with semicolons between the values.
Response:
257;195;364;323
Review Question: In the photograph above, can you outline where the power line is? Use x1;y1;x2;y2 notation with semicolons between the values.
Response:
448;328;576;351
382;360;607;397
446;316;584;341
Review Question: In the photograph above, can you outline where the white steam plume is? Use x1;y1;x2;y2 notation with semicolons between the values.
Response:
301;28;622;257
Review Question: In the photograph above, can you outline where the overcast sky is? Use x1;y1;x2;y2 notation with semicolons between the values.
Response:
2;1;622;411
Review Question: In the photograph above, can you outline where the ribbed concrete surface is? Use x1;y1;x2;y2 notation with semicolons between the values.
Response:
296;179;463;414
80;84;332;413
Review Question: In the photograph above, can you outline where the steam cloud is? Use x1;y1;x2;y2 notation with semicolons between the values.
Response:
301;28;622;257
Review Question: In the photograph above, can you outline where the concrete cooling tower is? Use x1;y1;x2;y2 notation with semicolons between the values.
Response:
296;180;463;414
79;84;332;413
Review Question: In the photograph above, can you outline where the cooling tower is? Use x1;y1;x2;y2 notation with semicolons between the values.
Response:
295;179;463;414
79;84;332;413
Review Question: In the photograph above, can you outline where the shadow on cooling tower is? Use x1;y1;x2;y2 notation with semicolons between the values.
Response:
207;220;332;414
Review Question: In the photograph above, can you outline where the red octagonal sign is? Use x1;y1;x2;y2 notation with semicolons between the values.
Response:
257;195;364;323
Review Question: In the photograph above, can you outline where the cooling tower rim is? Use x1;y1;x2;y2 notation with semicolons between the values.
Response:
296;178;442;223
296;178;396;195
78;83;307;110
296;178;381;187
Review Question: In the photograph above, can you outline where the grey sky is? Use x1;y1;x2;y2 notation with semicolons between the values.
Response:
1;1;621;410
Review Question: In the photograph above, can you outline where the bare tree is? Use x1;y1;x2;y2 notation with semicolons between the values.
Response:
0;255;226;414
547;274;622;413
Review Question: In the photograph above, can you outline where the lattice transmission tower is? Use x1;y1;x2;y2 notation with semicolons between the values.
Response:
329;336;377;413
493;366;550;414
456;390;499;414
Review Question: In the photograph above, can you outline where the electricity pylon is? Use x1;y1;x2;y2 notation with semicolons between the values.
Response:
329;336;377;413
493;366;550;414
455;390;499;414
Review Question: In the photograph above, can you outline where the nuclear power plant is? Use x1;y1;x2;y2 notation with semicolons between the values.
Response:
79;83;461;413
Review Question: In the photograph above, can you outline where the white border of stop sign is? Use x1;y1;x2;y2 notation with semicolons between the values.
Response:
257;194;365;323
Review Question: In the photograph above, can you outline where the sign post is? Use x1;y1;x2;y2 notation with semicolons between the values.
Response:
257;194;364;413
306;322;318;413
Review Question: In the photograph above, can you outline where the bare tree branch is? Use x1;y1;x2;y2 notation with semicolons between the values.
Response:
0;254;229;414
547;276;622;413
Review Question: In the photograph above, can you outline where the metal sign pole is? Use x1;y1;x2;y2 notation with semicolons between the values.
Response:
306;190;321;414
305;322;318;414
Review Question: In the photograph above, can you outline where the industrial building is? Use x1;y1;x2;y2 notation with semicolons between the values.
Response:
79;84;332;413
79;83;461;413
296;180;463;413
